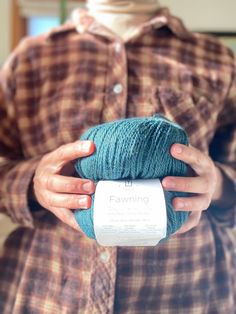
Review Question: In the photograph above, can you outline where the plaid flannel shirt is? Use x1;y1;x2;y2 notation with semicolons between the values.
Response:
0;8;236;314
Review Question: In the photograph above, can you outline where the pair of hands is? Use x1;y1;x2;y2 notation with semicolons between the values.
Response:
33;140;223;235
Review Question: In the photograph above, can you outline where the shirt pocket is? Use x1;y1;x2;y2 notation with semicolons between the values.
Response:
153;86;218;152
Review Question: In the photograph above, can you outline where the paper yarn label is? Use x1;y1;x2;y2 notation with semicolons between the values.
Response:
94;179;167;246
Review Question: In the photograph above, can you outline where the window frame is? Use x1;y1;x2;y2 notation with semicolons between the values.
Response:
11;0;85;49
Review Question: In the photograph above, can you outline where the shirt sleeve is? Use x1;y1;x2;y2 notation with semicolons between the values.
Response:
208;60;236;228
0;52;42;228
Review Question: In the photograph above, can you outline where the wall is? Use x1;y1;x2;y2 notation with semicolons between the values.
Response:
161;0;236;32
0;0;11;65
0;0;15;251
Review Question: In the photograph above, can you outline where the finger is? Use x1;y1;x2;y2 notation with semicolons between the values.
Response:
46;191;92;209
173;211;201;235
172;195;211;212
49;207;82;232
51;140;95;170
46;175;95;194
162;175;210;194
170;144;209;175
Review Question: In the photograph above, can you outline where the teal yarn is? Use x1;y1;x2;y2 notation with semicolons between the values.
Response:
74;114;190;242
75;115;188;180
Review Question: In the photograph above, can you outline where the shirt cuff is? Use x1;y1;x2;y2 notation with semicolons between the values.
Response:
207;162;236;229
1;156;42;228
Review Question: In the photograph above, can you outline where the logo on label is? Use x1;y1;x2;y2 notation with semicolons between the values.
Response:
125;180;132;187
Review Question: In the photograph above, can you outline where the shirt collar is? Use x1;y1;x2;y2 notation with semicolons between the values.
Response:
46;7;194;42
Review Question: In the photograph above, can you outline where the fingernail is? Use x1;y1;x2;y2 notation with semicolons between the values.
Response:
175;146;183;154
81;141;91;152
82;181;93;193
78;196;88;207
176;202;184;210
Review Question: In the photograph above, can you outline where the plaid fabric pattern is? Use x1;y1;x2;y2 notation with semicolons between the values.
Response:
0;7;236;313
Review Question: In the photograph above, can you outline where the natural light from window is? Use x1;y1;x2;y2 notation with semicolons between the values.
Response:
27;16;60;36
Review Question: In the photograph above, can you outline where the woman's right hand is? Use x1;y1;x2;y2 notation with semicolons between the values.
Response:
33;140;96;231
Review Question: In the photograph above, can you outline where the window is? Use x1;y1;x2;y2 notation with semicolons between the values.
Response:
27;16;60;36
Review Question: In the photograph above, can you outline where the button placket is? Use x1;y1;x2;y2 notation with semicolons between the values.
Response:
115;42;121;53
113;83;123;94
89;246;117;313
99;251;110;263
103;40;127;122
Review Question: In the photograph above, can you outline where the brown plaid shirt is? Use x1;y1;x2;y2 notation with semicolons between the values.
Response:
0;7;236;314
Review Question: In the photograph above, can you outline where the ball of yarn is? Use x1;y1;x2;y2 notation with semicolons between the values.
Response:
74;114;190;242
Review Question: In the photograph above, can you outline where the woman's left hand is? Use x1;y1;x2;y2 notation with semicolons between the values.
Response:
162;143;223;235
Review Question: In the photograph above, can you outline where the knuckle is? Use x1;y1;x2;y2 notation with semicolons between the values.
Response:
183;180;191;191
187;149;194;161
195;155;202;166
46;176;54;191
202;182;210;194
185;200;191;210
41;175;51;190
35;172;51;189
204;176;211;190
33;171;44;184
33;174;40;187
36;194;45;207
47;194;55;207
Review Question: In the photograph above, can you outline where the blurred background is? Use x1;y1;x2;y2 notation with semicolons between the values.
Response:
0;0;236;251
0;0;236;66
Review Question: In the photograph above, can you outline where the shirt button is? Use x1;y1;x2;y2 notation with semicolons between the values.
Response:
99;252;110;263
115;42;121;53
113;83;123;94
